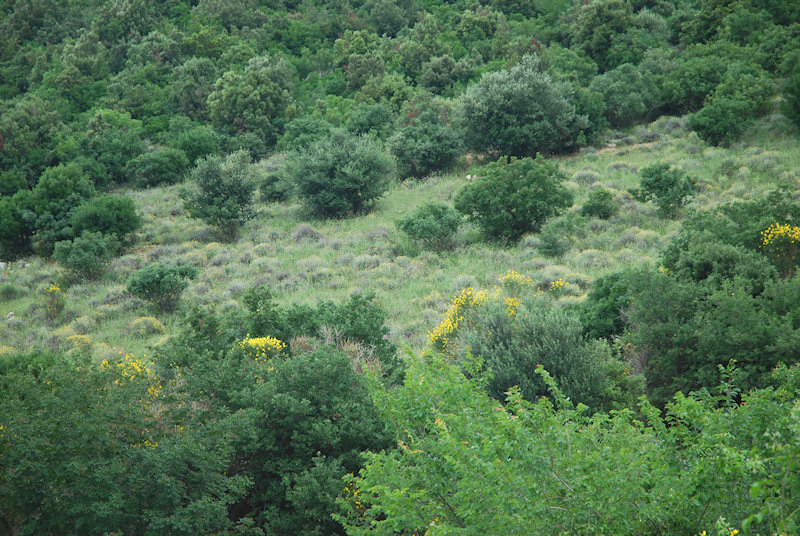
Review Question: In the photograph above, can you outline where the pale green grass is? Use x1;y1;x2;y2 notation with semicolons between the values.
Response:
3;115;799;357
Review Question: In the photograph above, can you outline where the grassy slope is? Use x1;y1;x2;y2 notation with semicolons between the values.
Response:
1;114;798;359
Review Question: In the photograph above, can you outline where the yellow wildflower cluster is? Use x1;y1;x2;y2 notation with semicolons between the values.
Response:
238;335;286;363
44;283;65;320
504;296;521;317
549;278;569;292
498;270;535;296
761;222;800;277
761;223;800;247
428;287;486;353
343;481;367;513
101;353;161;399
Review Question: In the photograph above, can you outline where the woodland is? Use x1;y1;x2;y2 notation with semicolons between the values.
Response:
1;0;800;534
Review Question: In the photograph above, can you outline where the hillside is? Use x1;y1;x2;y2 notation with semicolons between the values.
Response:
2;0;800;534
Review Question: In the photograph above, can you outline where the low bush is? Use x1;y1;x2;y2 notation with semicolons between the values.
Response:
454;155;573;242
71;195;141;247
124;148;190;187
580;188;617;219
53;232;115;280
127;263;198;312
631;163;695;218
396;202;461;250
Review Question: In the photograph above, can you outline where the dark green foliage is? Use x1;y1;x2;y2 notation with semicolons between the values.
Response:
53;231;115;280
660;44;734;114
127;262;198;312
258;156;293;203
396;202;461;250
287;129;395;218
589;63;657;127
182;150;257;242
457;55;587;156
278;115;334;151
171;125;220;165
30;162;96;256
346;102;395;139
454;155;573;242
207;56;296;149
85;109;146;186
633;163;695;218
782;68;800;128
171;57;218;120
0;170;27;197
124;148;190;187
0;194;36;259
689;64;774;146
182;347;391;536
0;350;248;535
455;295;637;411
580;187;618;219
569;0;633;71
581;269;642;340
72;195;141;245
387;110;462;179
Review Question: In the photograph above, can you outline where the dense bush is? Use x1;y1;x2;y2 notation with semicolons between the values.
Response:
287;129;395;218
455;294;637;411
127;262;198;312
338;355;800;535
171;125;220;165
124;148;190;187
632;163;695;218
182;150;257;242
53;231;114;280
580;187;618;219
387;110;462;179
589;63;657;127
456;55;587;157
454;155;573;242
71;194;141;246
396;202;461;250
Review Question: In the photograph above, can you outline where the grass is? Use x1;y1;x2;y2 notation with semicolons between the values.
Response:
2;115;798;358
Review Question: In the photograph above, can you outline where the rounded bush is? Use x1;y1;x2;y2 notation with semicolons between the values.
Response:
53;232;114;280
127;263;198;312
72;195;141;246
581;188;618;219
396;202;461;250
454;155;573;242
124;148;190;187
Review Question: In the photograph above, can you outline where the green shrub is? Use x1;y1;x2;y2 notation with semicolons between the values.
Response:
287;129;395;218
387;110;462;179
172;125;220;165
71;195;141;246
127;262;198;312
124;148;190;187
454;155;573;242
53;231;115;280
182;150;257;242
396;202;461;250
455;294;636;411
258;155;293;203
632;163;695;218
0;283;25;302
456;55;586;156
580;188;617;219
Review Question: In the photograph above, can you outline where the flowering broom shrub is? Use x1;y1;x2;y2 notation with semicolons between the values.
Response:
760;222;800;278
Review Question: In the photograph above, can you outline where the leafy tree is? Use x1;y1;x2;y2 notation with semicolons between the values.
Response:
71;194;141;246
396;202;461;251
207;55;296;150
387;110;462;179
589;63;658;127
182;150;257;242
632;163;695;218
569;0;633;71
128;262;198;312
171;57;219;120
580;187;618;219
171;124;220;165
287;129;395;218
454;155;572;242
456;55;587;157
345;102;395;139
53;231;114;280
85;109;146;186
124;148;190;187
